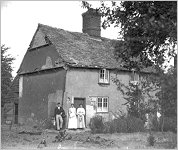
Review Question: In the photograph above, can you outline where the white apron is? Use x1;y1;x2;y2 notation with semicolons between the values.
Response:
77;108;85;128
68;107;77;129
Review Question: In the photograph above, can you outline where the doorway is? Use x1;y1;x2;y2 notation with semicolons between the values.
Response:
74;97;86;125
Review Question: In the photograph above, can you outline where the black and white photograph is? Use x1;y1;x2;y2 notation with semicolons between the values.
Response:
1;1;177;149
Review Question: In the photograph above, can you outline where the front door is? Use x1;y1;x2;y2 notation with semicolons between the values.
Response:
74;97;86;125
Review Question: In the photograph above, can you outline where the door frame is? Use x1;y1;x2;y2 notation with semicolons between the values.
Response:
74;97;86;126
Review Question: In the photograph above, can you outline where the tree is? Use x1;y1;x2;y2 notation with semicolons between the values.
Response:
156;66;177;117
82;1;177;70
112;74;159;120
1;45;15;107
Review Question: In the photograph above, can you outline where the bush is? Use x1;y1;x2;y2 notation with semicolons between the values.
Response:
104;121;117;134
89;115;105;133
113;115;145;133
113;118;128;133
160;117;177;133
125;116;145;133
105;116;145;133
90;115;145;134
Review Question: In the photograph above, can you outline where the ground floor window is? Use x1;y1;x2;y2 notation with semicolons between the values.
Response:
97;97;108;112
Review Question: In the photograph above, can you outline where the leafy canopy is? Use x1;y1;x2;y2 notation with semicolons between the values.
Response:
156;66;177;117
1;45;15;106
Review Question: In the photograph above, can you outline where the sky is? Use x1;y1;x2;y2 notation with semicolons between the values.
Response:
1;1;120;78
1;1;174;78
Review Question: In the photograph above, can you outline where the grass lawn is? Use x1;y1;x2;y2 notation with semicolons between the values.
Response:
1;124;177;149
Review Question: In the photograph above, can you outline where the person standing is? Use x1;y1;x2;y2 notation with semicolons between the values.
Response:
77;104;85;129
68;104;77;129
54;102;65;131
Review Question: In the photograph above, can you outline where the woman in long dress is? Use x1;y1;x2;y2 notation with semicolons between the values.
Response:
68;104;77;129
77;104;85;129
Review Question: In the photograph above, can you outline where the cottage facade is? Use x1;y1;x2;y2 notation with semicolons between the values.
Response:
6;9;155;126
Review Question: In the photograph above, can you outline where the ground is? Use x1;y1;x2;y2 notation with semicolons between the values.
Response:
1;124;177;150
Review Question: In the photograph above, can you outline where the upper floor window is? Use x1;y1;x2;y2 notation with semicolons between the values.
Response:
130;69;139;85
97;97;108;112
99;69;109;84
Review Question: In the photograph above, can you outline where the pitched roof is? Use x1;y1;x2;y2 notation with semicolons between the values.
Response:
19;23;156;73
38;24;123;69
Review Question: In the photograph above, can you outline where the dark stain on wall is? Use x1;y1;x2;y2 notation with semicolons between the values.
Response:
18;68;66;124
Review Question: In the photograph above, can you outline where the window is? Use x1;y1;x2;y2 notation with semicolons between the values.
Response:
99;69;109;84
97;97;108;112
130;70;139;85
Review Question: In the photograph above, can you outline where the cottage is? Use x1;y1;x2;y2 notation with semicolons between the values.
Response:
6;9;156;126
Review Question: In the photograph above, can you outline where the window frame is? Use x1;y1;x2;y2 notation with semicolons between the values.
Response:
130;70;139;85
96;97;109;113
98;69;110;84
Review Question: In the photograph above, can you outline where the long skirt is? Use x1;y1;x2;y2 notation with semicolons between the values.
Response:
77;115;85;129
68;116;77;129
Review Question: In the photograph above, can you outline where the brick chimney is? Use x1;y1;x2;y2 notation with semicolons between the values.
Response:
82;8;101;37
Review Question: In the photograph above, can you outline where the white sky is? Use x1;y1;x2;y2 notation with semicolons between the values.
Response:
1;1;120;78
1;1;174;78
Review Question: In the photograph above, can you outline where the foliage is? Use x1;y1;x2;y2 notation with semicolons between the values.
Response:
116;115;145;133
112;75;159;120
82;1;177;69
112;67;176;130
90;115;145;134
89;115;105;133
159;117;177;133
104;121;117;134
1;45;15;107
154;66;177;131
156;66;177;117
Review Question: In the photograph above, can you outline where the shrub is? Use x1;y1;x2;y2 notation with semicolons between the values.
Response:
89;115;105;133
112;116;145;133
104;121;117;134
125;116;145;133
90;115;145;134
160;117;177;133
113;118;128;133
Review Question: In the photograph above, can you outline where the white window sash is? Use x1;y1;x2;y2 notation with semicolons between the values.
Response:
104;70;109;83
97;97;108;112
99;69;109;83
131;71;139;82
99;70;104;83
